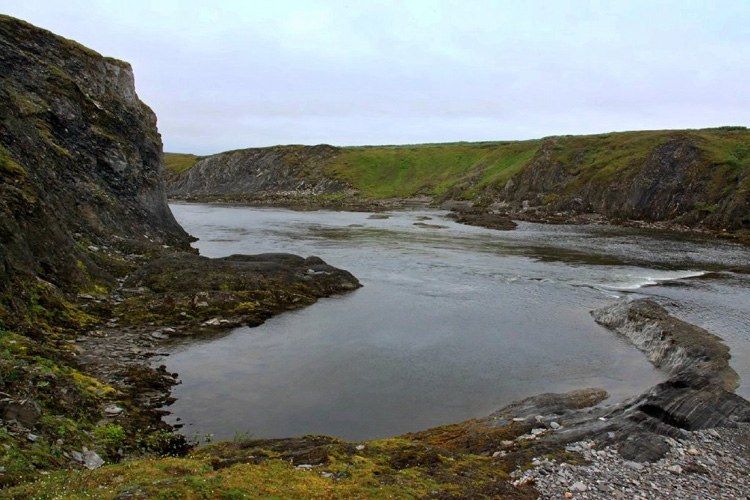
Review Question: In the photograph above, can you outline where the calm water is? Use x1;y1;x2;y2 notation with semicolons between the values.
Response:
161;203;750;441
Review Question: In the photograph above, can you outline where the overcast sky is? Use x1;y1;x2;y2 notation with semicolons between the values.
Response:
2;1;748;154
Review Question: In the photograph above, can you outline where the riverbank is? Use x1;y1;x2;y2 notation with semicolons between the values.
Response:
6;297;749;498
166;192;750;246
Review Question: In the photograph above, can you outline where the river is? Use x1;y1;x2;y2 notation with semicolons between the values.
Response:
160;203;750;441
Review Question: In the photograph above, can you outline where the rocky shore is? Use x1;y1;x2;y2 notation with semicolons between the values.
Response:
515;423;750;499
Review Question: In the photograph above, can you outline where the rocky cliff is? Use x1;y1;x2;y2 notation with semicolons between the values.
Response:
0;15;192;329
167;144;353;206
497;129;750;232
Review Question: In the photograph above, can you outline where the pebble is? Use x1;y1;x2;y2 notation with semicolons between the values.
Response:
550;421;561;430
513;423;750;499
355;444;365;451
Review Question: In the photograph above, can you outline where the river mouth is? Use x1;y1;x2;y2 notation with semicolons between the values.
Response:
159;204;750;441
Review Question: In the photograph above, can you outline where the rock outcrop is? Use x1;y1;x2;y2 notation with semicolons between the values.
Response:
0;15;192;328
480;299;750;463
167;145;353;205
499;131;750;232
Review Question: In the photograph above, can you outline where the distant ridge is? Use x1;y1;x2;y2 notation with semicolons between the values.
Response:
166;127;750;233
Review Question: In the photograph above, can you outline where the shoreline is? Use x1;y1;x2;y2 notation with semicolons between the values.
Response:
167;195;750;246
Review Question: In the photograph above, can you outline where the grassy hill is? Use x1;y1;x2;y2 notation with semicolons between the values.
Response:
166;127;750;232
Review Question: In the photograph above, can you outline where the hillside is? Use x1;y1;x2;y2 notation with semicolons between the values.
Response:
166;128;750;233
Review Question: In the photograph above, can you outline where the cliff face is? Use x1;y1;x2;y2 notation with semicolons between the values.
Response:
167;145;352;203
499;130;750;231
0;15;191;325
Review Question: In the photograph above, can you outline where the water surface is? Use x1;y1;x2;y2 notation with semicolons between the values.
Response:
161;204;750;441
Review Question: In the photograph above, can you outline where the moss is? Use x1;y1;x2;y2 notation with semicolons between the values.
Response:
0;144;26;176
6;440;526;499
542;193;560;205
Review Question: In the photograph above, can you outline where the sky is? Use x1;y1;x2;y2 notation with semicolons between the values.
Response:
1;0;748;154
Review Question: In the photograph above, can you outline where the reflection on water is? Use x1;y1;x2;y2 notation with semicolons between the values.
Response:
160;204;750;441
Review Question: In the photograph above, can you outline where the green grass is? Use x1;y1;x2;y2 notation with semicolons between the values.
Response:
325;141;541;199
166;127;750;205
164;153;201;174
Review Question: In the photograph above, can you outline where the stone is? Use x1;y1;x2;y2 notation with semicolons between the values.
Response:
355;444;365;451
667;465;683;474
570;481;587;492
624;461;644;470
83;449;105;470
104;404;123;416
550;421;561;430
0;399;41;428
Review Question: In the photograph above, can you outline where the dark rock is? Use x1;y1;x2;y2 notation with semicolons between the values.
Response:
448;210;518;230
167;145;352;202
479;300;750;463
592;299;738;390
0;399;41;428
618;433;671;462
501;132;750;232
0;15;192;329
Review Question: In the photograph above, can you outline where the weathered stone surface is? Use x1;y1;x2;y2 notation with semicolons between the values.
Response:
0;15;192;327
501;133;750;232
592;299;738;390
481;300;750;463
0;399;41;428
167;145;352;202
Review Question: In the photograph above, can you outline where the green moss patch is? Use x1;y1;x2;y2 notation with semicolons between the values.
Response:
164;153;202;174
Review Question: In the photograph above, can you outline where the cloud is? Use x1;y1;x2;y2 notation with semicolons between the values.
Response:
2;0;749;153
